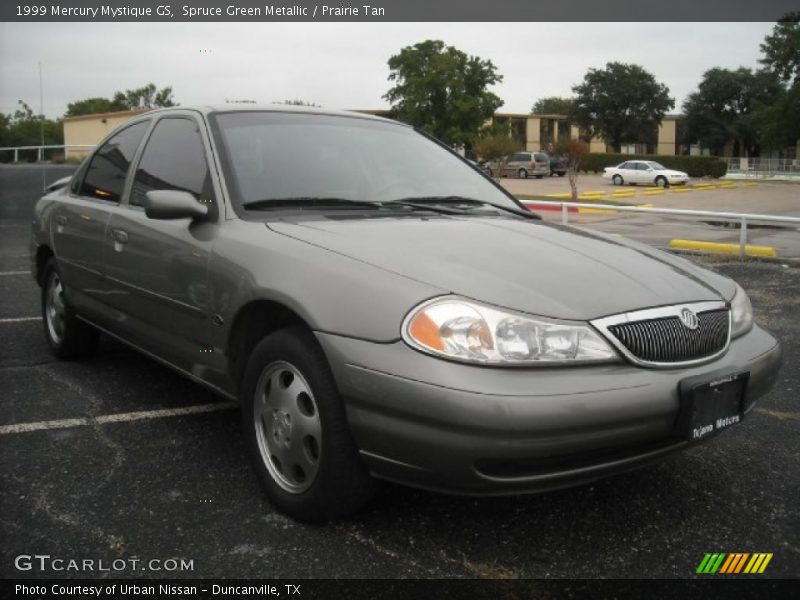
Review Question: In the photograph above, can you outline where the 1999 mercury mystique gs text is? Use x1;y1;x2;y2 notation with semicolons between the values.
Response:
31;106;782;521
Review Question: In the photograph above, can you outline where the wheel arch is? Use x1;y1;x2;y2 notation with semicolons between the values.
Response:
226;299;314;393
35;245;55;286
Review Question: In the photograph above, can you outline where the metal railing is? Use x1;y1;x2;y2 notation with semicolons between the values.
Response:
721;157;800;178
0;144;94;162
523;200;800;258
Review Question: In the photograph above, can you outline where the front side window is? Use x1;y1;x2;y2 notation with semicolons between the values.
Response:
210;111;519;213
79;121;149;202
131;118;215;207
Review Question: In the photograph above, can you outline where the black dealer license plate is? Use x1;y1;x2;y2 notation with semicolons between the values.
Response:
677;372;749;442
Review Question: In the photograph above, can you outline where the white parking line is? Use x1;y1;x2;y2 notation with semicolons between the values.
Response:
0;316;41;323
0;271;29;276
0;401;239;435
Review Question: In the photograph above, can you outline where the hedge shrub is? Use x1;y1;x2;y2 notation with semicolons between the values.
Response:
579;153;727;178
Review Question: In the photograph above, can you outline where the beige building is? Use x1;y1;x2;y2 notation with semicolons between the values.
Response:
62;109;151;159
493;112;678;156
62;108;680;158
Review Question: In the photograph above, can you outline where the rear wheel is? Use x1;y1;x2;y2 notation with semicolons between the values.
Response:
612;174;623;186
241;326;377;522
41;259;99;359
518;168;528;179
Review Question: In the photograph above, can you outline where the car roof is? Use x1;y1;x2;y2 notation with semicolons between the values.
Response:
140;104;408;127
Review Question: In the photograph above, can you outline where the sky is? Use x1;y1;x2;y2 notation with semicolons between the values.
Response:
0;21;775;119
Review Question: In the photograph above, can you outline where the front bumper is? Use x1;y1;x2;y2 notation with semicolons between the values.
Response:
316;325;781;495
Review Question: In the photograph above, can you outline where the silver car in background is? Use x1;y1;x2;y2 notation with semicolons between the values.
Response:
31;106;781;522
486;151;550;178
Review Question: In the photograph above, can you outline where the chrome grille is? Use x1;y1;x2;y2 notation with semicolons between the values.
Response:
607;309;729;364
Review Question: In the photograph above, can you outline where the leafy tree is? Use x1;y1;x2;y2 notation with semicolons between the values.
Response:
570;62;674;153
65;83;176;118
65;97;125;117
280;99;321;107
753;14;800;152
111;83;176;110
552;137;589;200
384;40;503;147
683;67;783;156
471;124;519;178
531;96;573;115
759;13;800;84
0;101;62;162
749;85;800;151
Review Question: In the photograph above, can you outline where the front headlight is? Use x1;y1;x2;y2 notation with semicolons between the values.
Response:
730;283;753;338
402;297;617;365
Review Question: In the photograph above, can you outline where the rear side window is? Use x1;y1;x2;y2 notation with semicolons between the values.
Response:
79;121;149;202
534;153;548;162
130;118;214;207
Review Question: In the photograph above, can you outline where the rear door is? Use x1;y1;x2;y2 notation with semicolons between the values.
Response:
52;120;150;317
103;113;221;376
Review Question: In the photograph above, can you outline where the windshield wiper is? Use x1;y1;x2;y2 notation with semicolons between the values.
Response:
386;196;541;220
242;197;382;210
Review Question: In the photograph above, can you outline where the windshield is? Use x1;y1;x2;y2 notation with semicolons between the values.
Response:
646;161;667;170
209;111;519;212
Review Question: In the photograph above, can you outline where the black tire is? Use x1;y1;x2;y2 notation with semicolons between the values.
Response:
535;175;544;179
41;258;99;359
612;174;623;186
486;167;493;177
557;172;566;177
518;168;528;179
241;326;377;522
655;176;669;188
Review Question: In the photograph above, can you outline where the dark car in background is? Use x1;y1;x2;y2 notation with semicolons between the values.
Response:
31;105;781;522
549;155;567;177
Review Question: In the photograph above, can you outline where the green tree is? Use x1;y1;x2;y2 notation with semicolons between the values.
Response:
65;96;125;117
753;14;800;152
112;83;176;110
683;67;783;156
384;40;503;147
471;124;518;178
552;137;589;200
570;62;674;153
0;101;62;162
531;96;573;115
280;99;321;107
759;13;800;84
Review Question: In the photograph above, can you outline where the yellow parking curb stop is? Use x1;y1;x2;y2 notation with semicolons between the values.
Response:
669;239;777;258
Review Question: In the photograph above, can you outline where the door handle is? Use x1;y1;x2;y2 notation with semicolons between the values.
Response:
111;229;128;244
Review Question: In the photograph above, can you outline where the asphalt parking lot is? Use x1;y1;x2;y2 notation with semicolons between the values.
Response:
1;165;798;580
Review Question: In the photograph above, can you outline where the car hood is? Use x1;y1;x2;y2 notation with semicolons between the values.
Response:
267;215;734;320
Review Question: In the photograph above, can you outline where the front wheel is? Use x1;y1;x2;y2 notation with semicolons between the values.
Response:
41;259;99;359
241;326;377;522
655;176;669;188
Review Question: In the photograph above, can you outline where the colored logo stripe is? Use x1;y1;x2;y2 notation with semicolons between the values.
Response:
744;553;773;574
697;553;773;574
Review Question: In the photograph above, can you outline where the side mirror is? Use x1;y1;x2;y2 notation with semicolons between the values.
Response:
144;190;209;220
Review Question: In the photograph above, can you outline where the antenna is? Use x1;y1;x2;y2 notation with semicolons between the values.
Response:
39;61;46;192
